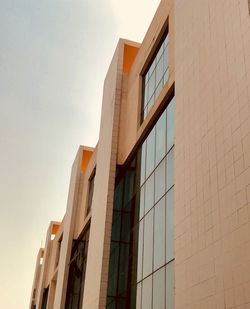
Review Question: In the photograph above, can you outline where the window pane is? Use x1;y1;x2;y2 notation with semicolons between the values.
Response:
144;173;154;214
137;220;144;282
118;243;129;294
155;55;164;87
143;105;148;120
111;211;121;242
148;71;156;101
166;262;175;309
166;148;174;191
124;170;135;205
163;69;169;85
147;94;155;115
140;142;146;185
154;197;165;270
136;282;142;309
139;185;145;220
137;221;143;282
156;41;164;63
146;127;155;178
163;45;169;76
167;98;175;151
155;110;166;165
166;188;174;262
143;210;153;278
142;33;169;121
153;267;165;309
144;84;148;109
148;59;156;77
142;275;152;309
155;159;166;203
114;180;123;210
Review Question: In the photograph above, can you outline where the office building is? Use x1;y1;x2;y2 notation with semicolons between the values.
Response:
30;0;250;308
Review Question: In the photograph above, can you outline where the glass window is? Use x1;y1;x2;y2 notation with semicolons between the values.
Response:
142;33;169;120
146;127;155;178
142;275;152;309
124;170;135;205
111;211;121;242
140;142;146;185
155;110;166;165
143;210;154;278
166;262;175;309
154;197;165;270
155;55;164;87
153;267;165;309
167;98;175;152
108;243;120;296
139;185;145;220
144;173;154;214
166;188;174;262
136;283;142;309
166;148;174;191
155;159;166;203
86;169;95;214
137;221;143;282
118;243;130;294
114;179;123;210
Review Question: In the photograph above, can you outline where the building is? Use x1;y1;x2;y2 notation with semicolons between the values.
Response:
30;0;250;308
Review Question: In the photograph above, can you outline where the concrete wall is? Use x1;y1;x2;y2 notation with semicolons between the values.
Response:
175;1;250;308
81;41;124;309
53;148;84;309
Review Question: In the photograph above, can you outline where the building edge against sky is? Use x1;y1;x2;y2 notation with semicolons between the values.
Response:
30;0;250;309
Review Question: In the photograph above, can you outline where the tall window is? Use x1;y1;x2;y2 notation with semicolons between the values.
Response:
86;169;95;215
137;97;175;309
107;96;175;309
65;229;90;309
142;31;169;120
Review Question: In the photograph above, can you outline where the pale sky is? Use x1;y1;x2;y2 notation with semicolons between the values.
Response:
0;0;160;308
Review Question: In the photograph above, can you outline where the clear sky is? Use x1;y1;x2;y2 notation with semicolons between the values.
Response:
0;0;160;307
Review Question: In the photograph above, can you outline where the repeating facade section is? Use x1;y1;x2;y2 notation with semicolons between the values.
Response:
30;0;250;308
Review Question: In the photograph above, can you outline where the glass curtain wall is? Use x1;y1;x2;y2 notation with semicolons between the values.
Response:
137;97;175;309
107;96;175;309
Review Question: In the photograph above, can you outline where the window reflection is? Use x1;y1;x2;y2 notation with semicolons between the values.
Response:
153;267;165;309
155;159;166;203
142;33;169;120
143;210;154;278
166;188;174;262
166;148;174;191
142;275;152;309
145;173;154;214
154;197;165;270
155;110;166;165
146;127;155;178
137;97;175;309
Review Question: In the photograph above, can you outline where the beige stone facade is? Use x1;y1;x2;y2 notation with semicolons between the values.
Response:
30;0;250;308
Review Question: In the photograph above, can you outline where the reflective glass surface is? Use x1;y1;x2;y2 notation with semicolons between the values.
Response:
142;33;169;120
143;209;154;278
141;275;152;309
136;97;175;309
154;197;165;270
155;159;166;203
153;267;165;309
